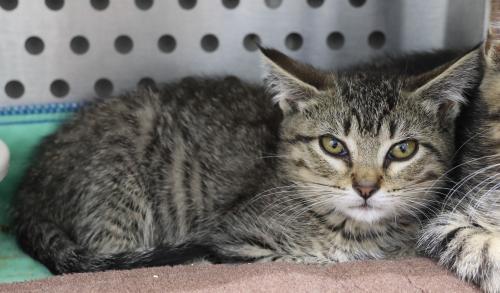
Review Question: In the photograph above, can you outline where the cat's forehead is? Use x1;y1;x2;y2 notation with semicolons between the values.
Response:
335;73;402;105
315;74;413;136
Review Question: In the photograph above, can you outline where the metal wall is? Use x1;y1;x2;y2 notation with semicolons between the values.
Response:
0;0;487;106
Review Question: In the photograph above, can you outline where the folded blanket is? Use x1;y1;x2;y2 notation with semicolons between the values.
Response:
0;258;477;292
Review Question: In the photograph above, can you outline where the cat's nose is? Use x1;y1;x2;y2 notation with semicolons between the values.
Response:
353;183;379;199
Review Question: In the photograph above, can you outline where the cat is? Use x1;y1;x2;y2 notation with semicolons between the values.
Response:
418;31;500;293
12;46;480;275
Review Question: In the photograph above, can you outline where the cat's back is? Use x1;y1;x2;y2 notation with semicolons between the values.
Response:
15;77;281;222
157;77;280;138
45;76;274;143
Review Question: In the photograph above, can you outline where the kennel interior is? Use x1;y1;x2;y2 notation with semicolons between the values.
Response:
0;0;488;283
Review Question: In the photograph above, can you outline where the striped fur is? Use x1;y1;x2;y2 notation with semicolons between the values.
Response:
419;48;500;292
13;48;478;274
418;2;500;291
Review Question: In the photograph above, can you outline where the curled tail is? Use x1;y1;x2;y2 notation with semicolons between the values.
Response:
15;217;212;274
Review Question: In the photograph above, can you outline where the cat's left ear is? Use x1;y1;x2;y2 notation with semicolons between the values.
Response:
407;49;483;123
260;47;328;114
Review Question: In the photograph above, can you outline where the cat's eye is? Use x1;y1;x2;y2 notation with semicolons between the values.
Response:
388;140;418;161
319;136;348;157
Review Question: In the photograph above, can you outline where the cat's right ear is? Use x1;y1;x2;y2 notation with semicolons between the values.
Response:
405;49;483;124
260;47;327;114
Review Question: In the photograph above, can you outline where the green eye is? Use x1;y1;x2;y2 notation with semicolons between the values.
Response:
389;140;418;160
320;136;348;157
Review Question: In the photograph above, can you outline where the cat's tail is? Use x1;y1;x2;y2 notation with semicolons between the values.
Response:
14;216;212;274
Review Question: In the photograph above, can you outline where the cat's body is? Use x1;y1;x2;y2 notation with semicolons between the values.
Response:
12;46;488;288
13;74;420;273
14;77;283;272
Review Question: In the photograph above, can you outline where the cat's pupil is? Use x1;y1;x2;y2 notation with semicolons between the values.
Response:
399;143;408;153
331;140;338;148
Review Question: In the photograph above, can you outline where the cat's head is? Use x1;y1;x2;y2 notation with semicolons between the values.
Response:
262;47;482;223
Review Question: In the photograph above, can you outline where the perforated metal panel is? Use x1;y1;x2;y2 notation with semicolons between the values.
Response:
0;0;488;107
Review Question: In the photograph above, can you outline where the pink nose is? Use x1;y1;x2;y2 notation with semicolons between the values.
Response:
353;184;379;199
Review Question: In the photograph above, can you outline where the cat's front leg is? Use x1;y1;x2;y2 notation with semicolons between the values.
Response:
256;254;334;264
210;241;350;265
420;211;500;293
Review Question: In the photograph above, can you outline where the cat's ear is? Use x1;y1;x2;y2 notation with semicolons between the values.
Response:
484;0;500;69
260;47;327;113
407;49;482;123
477;2;500;113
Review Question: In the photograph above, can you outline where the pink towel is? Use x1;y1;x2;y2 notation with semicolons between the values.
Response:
0;257;477;292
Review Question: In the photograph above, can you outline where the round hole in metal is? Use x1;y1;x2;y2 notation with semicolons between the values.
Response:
5;80;24;99
285;32;303;51
50;79;70;98
201;34;219;52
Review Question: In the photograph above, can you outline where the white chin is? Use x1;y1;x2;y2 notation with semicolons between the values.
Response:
342;206;388;223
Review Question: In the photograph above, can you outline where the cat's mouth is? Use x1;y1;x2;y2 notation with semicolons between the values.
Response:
343;202;388;223
350;202;377;210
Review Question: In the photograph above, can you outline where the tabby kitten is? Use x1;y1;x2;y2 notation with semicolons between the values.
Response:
419;30;500;293
13;47;477;274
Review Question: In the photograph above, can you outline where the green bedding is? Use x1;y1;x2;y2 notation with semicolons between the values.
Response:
0;104;79;283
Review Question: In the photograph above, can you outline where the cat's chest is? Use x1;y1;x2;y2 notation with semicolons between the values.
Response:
290;217;419;261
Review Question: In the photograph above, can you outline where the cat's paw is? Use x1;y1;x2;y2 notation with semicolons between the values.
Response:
452;232;500;293
480;271;500;293
440;229;500;293
419;211;500;292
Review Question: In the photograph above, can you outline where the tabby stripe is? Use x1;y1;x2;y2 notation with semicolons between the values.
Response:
200;178;210;218
120;112;139;133
478;239;492;283
343;118;352;136
173;143;189;237
285;196;338;233
293;159;310;170
389;120;397;139
183;159;194;232
329;219;347;233
308;209;330;227
341;230;379;242
375;118;384;136
414;171;440;184
238;236;277;252
106;135;135;151
420;142;443;161
299;195;347;232
439;226;465;252
487;111;500;121
306;205;337;224
284;135;316;144
142;117;163;164
199;161;214;217
162;166;179;239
